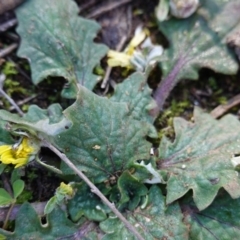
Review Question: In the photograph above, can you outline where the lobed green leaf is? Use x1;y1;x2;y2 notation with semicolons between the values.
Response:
55;86;157;183
16;0;108;98
158;108;240;210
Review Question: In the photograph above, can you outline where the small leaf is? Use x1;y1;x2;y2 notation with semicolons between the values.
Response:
117;171;148;210
158;108;240;210
0;189;13;206
12;179;25;199
16;0;108;98
111;72;158;123
100;186;188;240
55;86;157;183
44;196;58;215
10;169;21;184
183;191;240;239
155;0;169;22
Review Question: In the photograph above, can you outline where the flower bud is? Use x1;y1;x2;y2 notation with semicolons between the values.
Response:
170;0;199;18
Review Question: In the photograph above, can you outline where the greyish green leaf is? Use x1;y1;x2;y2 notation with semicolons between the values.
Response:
117;171;148;211
68;183;109;222
210;0;240;48
182;191;240;240
159;1;238;79
100;186;188;240
0;202;78;239
158;108;240;210
154;1;238;109
111;72;158;123
44;196;58;215
12;179;25;199
0;189;13;206
55;86;157;183
0;104;71;140
16;0;108;98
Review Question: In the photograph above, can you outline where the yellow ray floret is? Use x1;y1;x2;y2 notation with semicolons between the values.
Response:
107;26;148;69
0;137;36;168
107;26;163;71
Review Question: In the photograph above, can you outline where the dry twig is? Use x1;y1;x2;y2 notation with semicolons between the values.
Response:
9;94;37;111
0;18;17;32
0;74;24;116
0;43;18;58
211;93;240;118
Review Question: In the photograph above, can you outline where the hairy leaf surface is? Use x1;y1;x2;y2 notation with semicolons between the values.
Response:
210;0;240;46
111;72;157;123
100;186;188;240
158;108;240;210
183;192;240;240
16;0;108;98
55;86;156;183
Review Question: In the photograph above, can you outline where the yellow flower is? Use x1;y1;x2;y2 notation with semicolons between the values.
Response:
58;182;74;196
107;26;163;71
107;26;148;69
107;51;132;68
0;137;37;168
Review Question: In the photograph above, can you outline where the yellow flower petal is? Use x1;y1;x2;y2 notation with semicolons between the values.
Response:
107;26;150;69
128;29;146;50
0;137;38;168
1;157;15;164
14;158;28;168
107;50;132;68
0;145;11;154
126;26;149;55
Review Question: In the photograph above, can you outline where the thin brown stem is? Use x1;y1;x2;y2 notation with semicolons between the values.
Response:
43;140;143;240
3;202;15;230
0;87;24;116
0;43;18;58
211;93;240;119
0;19;18;32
